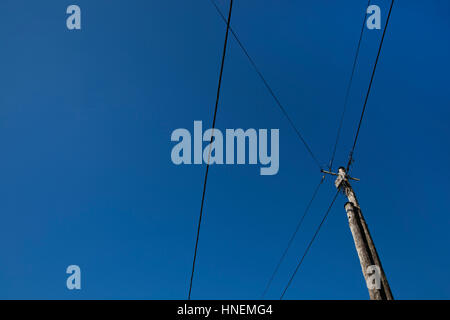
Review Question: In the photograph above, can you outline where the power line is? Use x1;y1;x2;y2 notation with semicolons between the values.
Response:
209;0;323;170
347;0;395;172
261;176;325;298
280;190;340;300
328;0;371;171
188;0;234;300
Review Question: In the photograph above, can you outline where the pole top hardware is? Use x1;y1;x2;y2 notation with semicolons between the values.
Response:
320;168;360;181
320;168;360;191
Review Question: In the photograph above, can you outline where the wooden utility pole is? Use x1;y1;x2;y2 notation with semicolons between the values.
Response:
322;167;393;300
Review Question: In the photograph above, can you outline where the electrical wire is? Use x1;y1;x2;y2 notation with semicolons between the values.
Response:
188;0;234;300
347;0;395;172
209;0;323;170
328;0;371;171
261;176;325;298
280;190;340;299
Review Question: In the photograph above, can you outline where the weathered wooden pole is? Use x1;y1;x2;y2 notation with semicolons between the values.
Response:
344;202;382;299
324;167;393;300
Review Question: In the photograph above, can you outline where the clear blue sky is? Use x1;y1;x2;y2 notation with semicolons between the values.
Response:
0;0;449;299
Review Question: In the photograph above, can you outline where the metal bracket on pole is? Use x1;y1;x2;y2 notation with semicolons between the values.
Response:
321;168;360;189
320;169;360;181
